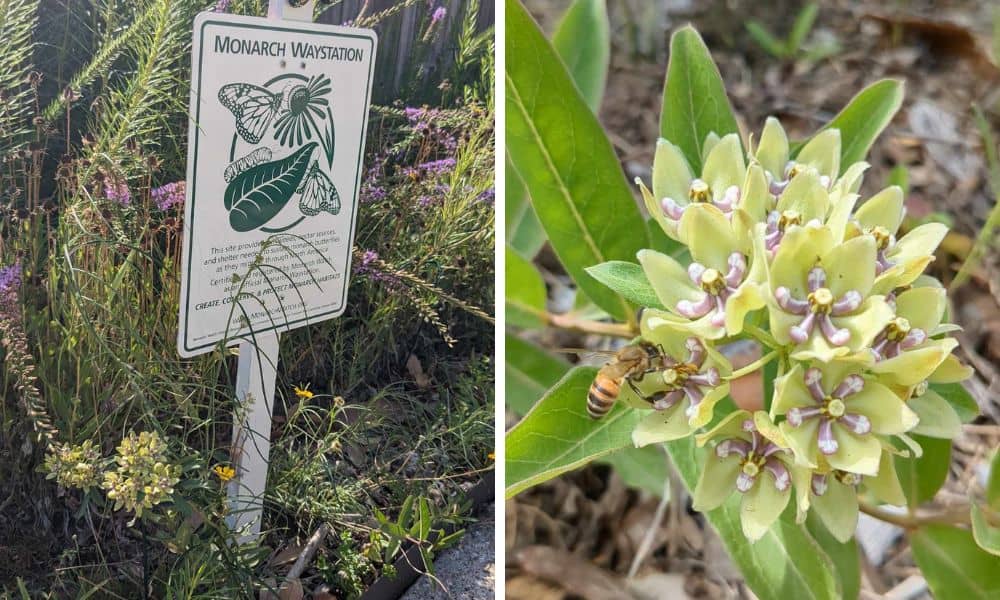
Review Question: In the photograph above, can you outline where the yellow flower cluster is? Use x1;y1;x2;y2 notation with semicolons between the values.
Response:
43;440;101;491
102;431;180;518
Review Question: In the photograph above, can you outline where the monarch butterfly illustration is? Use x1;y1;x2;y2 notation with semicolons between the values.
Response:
218;83;282;144
223;147;273;182
297;161;340;216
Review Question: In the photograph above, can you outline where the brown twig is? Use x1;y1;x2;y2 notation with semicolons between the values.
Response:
286;524;330;580
545;312;637;338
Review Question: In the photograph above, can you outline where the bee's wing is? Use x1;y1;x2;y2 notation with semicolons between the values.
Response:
218;83;279;144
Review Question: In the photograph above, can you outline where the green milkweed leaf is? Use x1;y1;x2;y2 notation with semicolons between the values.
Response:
810;79;903;172
911;524;1000;600
659;25;740;173
586;260;665;310
505;367;643;498
552;0;610;113
224;142;317;232
506;0;649;323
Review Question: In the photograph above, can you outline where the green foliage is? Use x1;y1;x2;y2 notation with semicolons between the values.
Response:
552;0;609;113
505;245;546;329
585;260;665;310
659;25;740;173
745;3;839;62
0;1;493;596
895;435;951;508
506;0;649;322
505;367;641;498
911;525;1000;599
504;157;545;259
504;334;569;415
811;79;903;172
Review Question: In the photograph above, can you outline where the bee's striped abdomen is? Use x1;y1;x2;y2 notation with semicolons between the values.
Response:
587;375;620;419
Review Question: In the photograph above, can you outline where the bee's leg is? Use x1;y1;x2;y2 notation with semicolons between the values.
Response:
626;377;644;397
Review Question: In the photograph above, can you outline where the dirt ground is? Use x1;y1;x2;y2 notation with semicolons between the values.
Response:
508;1;1000;598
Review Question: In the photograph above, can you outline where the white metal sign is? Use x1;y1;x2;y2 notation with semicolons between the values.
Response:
178;11;376;357
179;3;376;539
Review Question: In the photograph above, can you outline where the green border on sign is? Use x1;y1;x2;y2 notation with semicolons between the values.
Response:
183;19;375;355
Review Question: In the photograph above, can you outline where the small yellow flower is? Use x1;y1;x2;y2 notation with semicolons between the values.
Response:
293;384;314;400
213;465;236;482
488;452;495;461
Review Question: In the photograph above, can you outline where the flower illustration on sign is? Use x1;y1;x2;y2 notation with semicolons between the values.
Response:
217;72;338;232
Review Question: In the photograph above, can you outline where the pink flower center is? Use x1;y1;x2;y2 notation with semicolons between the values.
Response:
675;252;748;328
715;419;790;493
646;338;720;419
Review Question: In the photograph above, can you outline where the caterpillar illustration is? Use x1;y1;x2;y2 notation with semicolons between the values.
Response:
224;147;273;182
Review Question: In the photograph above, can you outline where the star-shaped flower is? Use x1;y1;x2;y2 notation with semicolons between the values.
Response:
639;204;766;339
630;314;731;445
866;284;958;386
772;362;918;475
848;185;948;294
639;134;746;242
767;224;893;361
693;410;803;541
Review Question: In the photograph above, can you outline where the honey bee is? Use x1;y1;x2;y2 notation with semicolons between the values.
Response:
587;342;667;419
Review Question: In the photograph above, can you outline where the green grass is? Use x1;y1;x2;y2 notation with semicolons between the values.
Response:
0;0;494;597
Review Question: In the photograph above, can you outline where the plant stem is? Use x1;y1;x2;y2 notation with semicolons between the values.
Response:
545;312;637;338
727;349;779;380
858;501;971;529
743;323;780;350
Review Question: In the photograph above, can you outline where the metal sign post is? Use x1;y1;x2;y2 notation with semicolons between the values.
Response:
179;0;377;540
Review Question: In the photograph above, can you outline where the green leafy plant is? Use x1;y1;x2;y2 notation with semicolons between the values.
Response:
505;2;995;597
745;3;840;62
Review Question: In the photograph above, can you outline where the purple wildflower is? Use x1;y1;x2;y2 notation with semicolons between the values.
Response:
417;158;455;175
104;180;131;206
477;187;495;203
431;6;447;25
0;262;21;298
213;0;231;13
150;181;185;211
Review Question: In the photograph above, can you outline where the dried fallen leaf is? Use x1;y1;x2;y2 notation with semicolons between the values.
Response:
277;578;303;600
406;354;431;389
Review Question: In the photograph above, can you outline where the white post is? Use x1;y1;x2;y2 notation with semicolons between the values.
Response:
227;330;280;538
226;0;318;542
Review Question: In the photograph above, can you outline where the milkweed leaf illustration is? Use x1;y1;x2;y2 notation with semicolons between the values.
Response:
224;142;317;232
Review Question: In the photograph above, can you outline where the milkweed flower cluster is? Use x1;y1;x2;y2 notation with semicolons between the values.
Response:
102;431;180;518
43;440;102;491
612;119;971;542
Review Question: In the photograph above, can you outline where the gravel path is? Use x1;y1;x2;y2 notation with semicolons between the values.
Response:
401;503;495;599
